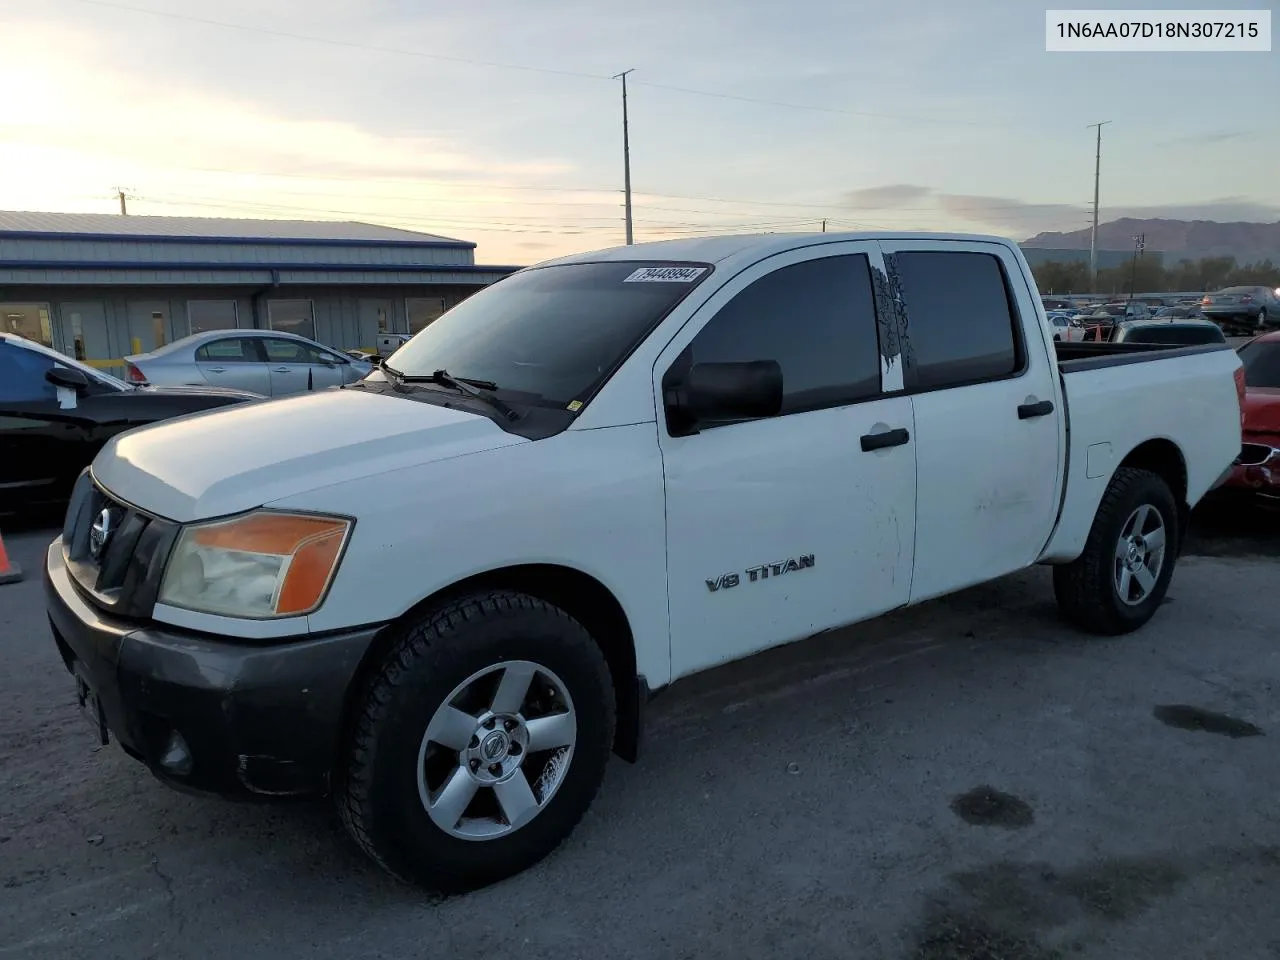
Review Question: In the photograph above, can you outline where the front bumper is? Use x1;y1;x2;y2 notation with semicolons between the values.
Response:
44;538;384;797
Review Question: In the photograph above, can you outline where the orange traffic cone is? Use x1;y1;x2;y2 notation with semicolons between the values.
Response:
0;531;22;585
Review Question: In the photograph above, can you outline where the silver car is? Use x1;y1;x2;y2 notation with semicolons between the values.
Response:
124;330;374;397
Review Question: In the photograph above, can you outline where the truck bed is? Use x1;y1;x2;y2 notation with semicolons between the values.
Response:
1054;339;1234;373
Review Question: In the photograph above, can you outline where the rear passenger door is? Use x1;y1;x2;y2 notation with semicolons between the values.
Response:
879;241;1064;603
656;244;917;679
194;337;270;395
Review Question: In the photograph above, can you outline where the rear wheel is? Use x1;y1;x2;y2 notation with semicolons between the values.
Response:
1053;467;1179;635
338;591;615;892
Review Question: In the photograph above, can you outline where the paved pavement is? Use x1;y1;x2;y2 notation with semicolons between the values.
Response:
1;502;1278;960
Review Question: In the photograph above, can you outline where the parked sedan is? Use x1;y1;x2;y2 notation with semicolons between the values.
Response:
1109;318;1227;346
0;334;260;513
1224;331;1280;501
125;330;374;398
1200;286;1280;335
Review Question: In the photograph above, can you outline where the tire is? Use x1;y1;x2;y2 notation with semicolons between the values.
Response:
1259;308;1268;331
1052;467;1179;636
338;591;615;893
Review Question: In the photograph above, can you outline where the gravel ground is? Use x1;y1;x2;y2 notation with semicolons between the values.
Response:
1;500;1278;960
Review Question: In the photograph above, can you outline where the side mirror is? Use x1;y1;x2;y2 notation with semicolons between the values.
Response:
45;365;90;391
667;360;783;434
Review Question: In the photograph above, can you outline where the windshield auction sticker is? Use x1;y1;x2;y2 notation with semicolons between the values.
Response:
623;266;708;283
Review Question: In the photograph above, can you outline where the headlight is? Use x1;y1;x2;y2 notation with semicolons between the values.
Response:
158;511;352;619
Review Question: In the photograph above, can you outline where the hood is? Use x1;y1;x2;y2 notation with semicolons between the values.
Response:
133;383;262;400
93;389;526;522
1243;387;1280;438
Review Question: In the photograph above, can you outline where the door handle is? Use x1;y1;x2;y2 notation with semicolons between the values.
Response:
1017;399;1055;419
860;427;910;452
271;367;292;373
206;366;226;373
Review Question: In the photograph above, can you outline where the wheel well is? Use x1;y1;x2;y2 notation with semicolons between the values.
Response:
1118;438;1189;533
338;564;642;776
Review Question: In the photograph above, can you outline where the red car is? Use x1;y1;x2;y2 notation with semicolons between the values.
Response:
1226;331;1280;500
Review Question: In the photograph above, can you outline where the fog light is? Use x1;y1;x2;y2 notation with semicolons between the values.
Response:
159;730;193;776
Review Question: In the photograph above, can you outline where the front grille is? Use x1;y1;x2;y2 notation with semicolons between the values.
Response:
1236;443;1278;467
61;470;180;619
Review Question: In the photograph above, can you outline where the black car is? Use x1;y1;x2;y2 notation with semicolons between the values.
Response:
1200;285;1280;335
0;334;261;514
1109;318;1227;346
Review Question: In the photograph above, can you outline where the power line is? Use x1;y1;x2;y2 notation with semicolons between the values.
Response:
65;0;1028;129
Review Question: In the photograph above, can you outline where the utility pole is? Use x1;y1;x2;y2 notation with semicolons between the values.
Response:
114;187;129;215
821;219;827;233
1128;233;1144;301
1086;121;1110;292
613;69;635;245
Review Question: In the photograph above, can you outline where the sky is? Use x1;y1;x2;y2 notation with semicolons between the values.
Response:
0;0;1276;265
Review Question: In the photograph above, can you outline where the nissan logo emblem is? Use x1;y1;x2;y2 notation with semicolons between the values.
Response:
89;508;113;560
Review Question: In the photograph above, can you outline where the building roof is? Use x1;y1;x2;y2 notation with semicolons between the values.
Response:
0;210;470;247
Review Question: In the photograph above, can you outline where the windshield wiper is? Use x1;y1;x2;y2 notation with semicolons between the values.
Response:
382;364;520;421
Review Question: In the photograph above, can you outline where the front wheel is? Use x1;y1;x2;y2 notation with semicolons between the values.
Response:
338;591;616;892
1053;467;1179;635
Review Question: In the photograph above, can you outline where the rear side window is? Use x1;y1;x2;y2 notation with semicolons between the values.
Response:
1239;341;1280;388
893;251;1021;389
196;338;261;363
679;254;882;419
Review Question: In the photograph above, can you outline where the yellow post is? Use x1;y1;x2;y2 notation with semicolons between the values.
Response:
131;337;141;354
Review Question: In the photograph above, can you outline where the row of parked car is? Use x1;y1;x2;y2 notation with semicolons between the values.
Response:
0;327;387;515
1043;285;1280;342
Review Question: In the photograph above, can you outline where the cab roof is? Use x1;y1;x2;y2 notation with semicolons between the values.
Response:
531;231;1019;272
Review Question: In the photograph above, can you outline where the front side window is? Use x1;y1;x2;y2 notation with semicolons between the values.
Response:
263;338;331;364
267;300;316;340
385;262;711;408
1239;341;1280;388
675;254;882;422
893;251;1021;389
0;342;56;403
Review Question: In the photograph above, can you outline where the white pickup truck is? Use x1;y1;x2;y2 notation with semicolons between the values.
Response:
45;232;1244;892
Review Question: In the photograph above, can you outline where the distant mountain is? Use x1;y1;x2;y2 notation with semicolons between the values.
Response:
1023;217;1280;265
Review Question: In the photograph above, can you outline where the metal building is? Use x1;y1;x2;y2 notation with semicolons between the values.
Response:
0;211;519;374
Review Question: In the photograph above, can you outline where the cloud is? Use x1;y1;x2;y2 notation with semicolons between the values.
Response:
1155;130;1251;148
842;184;933;209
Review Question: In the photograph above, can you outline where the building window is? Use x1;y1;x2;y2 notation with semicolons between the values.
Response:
407;297;447;334
267;300;316;341
188;300;239;335
1;303;53;347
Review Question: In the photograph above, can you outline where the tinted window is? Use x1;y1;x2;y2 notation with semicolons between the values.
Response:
386;262;710;408
267;300;316;340
894;251;1020;389
188;300;238;334
1239;341;1280;388
1121;325;1224;346
196;338;261;363
678;254;882;419
0;342;57;403
262;338;331;364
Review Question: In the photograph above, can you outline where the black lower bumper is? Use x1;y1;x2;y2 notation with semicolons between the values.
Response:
44;538;384;798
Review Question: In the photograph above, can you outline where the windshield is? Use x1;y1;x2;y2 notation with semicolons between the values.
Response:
1239;341;1280;388
381;261;711;408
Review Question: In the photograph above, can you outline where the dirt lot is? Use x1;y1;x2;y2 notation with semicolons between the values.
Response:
1;500;1278;960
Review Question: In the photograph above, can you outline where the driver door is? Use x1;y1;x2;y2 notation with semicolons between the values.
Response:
655;243;917;680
